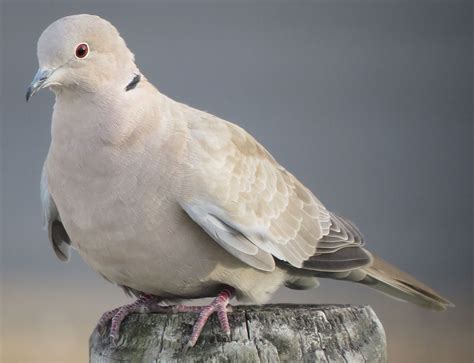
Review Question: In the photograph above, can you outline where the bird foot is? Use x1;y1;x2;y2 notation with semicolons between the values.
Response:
176;287;234;348
96;288;234;348
97;294;168;344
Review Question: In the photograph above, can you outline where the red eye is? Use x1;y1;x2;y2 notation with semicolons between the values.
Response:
75;43;89;59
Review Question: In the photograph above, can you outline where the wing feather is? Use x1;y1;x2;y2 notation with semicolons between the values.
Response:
182;113;370;272
41;166;71;262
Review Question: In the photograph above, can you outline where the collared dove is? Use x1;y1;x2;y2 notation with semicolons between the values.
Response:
27;14;452;347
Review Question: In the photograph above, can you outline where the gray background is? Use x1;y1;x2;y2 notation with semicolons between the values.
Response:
1;1;472;362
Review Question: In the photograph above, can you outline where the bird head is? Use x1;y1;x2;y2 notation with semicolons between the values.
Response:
26;14;137;101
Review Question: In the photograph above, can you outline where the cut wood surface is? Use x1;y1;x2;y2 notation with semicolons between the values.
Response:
90;304;387;362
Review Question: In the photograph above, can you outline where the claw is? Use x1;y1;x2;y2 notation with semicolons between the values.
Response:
95;294;161;343
178;287;234;348
96;288;235;349
98;307;121;337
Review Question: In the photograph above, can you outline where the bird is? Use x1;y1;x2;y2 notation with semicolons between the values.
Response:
27;14;452;348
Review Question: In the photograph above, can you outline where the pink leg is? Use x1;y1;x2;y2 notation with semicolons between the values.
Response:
97;294;168;344
97;288;235;348
179;287;234;348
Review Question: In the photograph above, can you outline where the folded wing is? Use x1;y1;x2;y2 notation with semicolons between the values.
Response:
182;114;371;272
41;166;71;261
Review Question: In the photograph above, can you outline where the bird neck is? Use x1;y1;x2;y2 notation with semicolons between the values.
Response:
51;75;175;148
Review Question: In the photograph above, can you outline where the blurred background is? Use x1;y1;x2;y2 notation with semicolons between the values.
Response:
1;1;472;362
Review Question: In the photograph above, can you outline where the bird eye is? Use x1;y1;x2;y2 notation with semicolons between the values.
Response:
75;43;89;59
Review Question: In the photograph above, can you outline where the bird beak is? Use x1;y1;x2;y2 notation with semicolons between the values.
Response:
26;68;53;102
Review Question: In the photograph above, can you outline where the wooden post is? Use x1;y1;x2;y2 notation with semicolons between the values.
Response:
90;304;387;362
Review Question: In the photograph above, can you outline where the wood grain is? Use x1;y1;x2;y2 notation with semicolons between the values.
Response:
90;304;387;363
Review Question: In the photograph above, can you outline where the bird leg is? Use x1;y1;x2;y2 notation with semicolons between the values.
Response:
174;287;234;348
96;288;234;348
97;294;168;344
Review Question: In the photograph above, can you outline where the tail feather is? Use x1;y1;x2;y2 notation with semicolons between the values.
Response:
358;255;454;311
310;253;454;311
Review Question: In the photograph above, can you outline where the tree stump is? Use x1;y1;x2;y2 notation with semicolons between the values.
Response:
90;304;387;362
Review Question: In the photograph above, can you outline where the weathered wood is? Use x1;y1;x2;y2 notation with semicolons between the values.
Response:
90;304;387;362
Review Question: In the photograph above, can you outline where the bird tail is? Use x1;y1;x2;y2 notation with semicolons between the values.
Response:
354;255;454;311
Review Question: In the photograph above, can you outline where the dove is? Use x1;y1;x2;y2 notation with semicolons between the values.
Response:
27;14;453;348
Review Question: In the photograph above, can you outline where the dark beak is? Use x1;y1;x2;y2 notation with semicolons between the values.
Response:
26;68;53;102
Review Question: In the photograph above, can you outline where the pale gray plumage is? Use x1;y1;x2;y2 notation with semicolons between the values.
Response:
41;166;70;261
31;14;452;312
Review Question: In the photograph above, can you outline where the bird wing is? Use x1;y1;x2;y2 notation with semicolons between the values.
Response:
41;165;71;262
302;212;372;272
181;113;370;272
